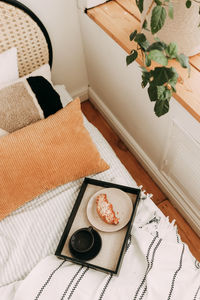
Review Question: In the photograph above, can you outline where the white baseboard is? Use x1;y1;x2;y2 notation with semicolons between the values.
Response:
88;87;200;236
71;86;89;102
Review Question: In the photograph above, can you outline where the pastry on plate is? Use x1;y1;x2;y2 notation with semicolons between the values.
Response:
96;193;119;225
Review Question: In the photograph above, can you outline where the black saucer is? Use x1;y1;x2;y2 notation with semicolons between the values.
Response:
69;229;102;261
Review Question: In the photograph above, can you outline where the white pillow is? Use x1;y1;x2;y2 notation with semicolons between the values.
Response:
27;64;52;82
0;48;19;88
1;63;52;90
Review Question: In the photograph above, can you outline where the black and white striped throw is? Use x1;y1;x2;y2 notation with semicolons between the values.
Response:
9;197;200;300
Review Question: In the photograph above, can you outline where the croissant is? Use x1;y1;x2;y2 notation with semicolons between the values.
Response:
96;194;119;225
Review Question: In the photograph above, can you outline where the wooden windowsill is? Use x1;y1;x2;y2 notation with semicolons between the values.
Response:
87;0;200;122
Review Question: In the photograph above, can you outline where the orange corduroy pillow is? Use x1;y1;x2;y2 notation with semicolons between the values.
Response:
0;98;109;221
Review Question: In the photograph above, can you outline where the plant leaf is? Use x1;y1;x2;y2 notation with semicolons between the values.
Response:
154;0;162;5
176;53;189;68
151;6;167;34
145;53;151;67
157;85;166;100
148;85;157;101
130;30;137;41
134;33;150;50
164;88;172;100
135;0;144;13
126;50;138;65
141;69;151;87
150;67;175;85
168;67;178;90
148;85;172;103
166;42;178;58
147;41;166;51
154;99;169;116
186;0;192;8
148;49;168;66
134;33;146;43
168;3;174;19
140;40;150;51
142;19;148;30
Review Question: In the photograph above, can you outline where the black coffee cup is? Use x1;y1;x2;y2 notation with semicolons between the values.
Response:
69;226;94;254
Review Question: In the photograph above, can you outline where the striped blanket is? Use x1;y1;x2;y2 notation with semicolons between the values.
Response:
1;196;200;300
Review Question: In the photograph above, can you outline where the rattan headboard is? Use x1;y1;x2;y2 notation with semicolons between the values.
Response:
0;0;53;77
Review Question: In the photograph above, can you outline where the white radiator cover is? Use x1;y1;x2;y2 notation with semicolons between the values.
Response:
161;121;200;214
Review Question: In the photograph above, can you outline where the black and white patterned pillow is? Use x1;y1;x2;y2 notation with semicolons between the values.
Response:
0;76;63;136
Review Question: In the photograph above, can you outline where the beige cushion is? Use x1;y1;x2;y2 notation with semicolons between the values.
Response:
0;98;109;221
0;81;43;133
0;74;63;137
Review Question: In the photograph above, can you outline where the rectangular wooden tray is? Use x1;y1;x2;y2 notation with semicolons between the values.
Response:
55;177;141;275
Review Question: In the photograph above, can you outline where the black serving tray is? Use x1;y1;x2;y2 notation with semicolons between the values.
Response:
55;177;141;275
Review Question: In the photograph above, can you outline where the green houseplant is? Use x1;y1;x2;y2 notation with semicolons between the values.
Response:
126;0;200;117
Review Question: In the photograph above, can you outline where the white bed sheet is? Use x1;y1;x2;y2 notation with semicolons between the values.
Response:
0;86;199;300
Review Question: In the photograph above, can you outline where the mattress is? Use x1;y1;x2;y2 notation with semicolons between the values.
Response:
0;86;199;300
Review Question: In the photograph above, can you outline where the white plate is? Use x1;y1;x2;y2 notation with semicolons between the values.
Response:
87;188;133;232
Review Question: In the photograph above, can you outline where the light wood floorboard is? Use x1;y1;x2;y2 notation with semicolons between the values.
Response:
81;100;200;261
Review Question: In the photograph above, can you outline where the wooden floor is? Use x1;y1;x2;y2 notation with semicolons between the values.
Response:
81;100;200;261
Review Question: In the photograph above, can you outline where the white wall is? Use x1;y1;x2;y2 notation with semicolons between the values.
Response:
78;10;200;234
19;0;88;98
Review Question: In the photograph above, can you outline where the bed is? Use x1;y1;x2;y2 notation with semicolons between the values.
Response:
0;1;199;299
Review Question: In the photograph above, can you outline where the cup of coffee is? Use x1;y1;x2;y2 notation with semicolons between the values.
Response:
69;226;94;254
